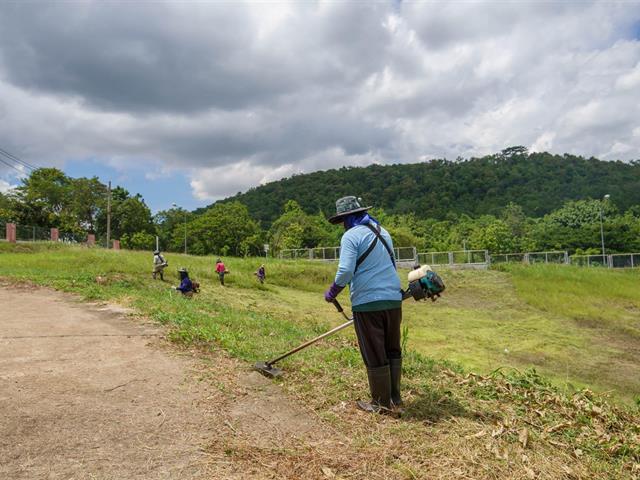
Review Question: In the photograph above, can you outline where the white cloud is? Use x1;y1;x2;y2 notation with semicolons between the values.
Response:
0;1;639;200
0;179;15;193
191;146;384;200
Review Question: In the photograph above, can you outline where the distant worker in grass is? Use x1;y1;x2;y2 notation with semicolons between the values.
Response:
152;250;168;281
255;264;266;284
215;258;228;286
324;196;403;415
174;267;195;298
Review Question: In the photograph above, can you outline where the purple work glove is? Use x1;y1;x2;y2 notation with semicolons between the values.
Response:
324;282;345;302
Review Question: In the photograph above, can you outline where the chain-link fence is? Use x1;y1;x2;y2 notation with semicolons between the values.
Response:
14;224;51;242
58;231;89;244
1;221;89;244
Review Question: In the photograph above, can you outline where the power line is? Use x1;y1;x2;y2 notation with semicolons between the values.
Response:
0;147;38;169
0;147;39;171
0;156;26;174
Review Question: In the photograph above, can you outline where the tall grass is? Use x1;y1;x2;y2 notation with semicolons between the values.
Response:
506;264;640;336
1;244;639;477
0;244;639;404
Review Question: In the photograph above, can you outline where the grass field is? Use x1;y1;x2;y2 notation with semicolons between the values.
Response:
1;243;638;478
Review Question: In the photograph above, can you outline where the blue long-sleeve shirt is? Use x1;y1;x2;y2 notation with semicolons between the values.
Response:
176;277;193;293
334;221;402;308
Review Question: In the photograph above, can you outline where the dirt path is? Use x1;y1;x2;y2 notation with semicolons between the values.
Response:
0;286;335;480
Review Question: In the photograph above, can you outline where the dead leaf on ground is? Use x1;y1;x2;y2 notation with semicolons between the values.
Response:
519;428;529;449
321;466;335;478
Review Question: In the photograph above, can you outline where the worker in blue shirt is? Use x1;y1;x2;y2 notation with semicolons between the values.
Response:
324;196;402;414
174;267;194;298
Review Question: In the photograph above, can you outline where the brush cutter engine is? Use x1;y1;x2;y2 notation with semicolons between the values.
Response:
403;265;445;302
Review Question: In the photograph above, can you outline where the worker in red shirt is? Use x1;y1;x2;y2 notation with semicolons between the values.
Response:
215;258;227;286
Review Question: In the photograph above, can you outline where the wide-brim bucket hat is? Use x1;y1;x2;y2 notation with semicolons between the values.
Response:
328;196;372;224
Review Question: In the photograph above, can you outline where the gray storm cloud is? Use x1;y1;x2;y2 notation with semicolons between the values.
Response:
0;0;639;200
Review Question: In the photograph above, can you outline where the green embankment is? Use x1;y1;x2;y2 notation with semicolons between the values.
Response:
406;265;640;400
0;244;638;401
0;244;638;478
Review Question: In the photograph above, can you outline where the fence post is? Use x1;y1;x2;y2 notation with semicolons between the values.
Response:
485;250;490;266
448;252;454;265
50;228;59;242
564;251;569;264
112;240;120;250
87;234;95;246
6;223;16;243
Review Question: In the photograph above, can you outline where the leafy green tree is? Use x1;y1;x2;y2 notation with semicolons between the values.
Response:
13;168;71;227
70;177;107;232
0;191;17;221
546;199;617;229
96;191;155;240
469;218;517;253
154;207;192;252
182;201;259;256
121;231;156;250
268;200;334;252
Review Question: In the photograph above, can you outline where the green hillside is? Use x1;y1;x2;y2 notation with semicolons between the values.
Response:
208;149;640;227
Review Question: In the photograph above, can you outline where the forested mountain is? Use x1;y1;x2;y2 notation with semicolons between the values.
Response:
209;149;640;227
4;148;640;255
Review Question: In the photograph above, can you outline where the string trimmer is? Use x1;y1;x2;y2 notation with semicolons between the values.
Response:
254;265;445;378
254;299;352;378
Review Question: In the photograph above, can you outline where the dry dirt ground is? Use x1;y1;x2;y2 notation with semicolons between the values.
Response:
0;286;339;480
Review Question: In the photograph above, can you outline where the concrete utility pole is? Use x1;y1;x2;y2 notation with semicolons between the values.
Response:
599;194;610;265
172;203;187;255
106;181;112;249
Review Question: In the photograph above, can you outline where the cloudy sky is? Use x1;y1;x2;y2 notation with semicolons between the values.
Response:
0;1;639;211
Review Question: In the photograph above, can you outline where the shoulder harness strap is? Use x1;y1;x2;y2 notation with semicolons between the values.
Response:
354;223;396;273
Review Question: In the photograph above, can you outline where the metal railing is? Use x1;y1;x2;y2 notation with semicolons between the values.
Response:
571;253;640;268
281;247;490;268
280;246;418;263
490;251;569;265
418;250;488;267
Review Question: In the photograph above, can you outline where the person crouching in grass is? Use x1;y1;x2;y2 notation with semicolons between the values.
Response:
174;267;194;298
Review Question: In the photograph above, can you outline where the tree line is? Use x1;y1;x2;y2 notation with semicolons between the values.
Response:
1;150;640;255
212;146;640;228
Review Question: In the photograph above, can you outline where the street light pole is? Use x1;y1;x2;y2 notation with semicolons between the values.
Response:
172;203;187;255
599;194;610;266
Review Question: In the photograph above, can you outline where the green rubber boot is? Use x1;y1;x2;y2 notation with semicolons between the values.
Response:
357;365;392;414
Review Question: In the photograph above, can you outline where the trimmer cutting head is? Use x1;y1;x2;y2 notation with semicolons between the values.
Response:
254;361;283;378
